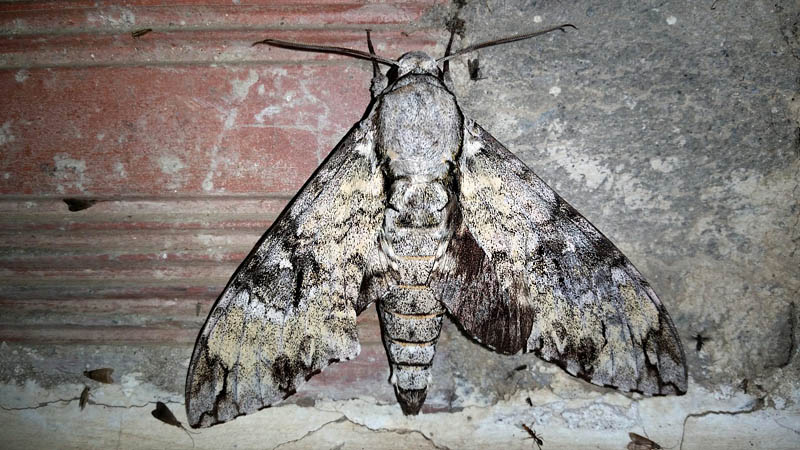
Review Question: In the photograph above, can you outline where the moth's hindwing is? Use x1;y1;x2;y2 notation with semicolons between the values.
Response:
431;120;687;395
185;117;385;428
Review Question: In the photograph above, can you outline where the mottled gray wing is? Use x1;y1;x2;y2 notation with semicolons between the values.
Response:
186;119;385;428
431;119;687;395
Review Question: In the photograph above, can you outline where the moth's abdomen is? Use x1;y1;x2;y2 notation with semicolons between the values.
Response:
378;283;444;414
377;180;450;415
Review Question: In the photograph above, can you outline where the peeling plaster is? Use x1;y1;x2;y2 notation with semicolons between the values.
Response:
255;105;282;123
53;153;89;194
229;70;259;103
86;8;136;27
113;161;128;178
157;154;186;175
14;70;29;83
0;121;15;145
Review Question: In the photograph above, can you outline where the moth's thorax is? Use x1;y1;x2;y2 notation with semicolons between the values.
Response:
377;74;462;179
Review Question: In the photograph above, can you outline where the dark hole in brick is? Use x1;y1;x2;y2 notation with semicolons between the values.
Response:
63;198;98;212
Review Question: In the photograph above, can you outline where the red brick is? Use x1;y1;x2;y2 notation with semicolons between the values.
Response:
0;301;384;344
0;323;197;344
302;340;394;401
0;2;442;35
0;29;443;69
0;0;449;373
0;198;286;232
1;228;258;257
1;65;373;196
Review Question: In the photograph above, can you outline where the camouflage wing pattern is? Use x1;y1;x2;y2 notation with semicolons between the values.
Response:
185;117;385;428
431;119;687;395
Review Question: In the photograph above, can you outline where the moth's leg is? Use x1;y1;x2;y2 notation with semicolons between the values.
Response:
441;18;462;91
366;29;387;98
442;24;456;77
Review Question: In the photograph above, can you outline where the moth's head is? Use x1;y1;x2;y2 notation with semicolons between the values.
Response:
396;52;440;78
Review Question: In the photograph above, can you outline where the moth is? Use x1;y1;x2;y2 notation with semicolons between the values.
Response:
83;367;114;384
467;58;486;80
521;423;544;450
131;28;153;39
627;432;662;450
692;332;710;351
79;386;90;411
186;25;687;428
507;364;528;379
152;401;196;446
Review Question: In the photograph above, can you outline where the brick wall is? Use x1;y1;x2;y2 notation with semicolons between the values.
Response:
1;0;446;398
3;1;800;449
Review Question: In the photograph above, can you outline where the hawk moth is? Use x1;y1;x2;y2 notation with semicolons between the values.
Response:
185;26;688;428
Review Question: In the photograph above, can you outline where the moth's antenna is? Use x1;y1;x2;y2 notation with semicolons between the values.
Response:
253;37;397;67
365;29;389;98
437;24;576;63
365;29;380;77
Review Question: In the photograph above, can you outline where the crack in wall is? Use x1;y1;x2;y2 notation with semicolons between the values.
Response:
271;416;347;450
303;406;452;450
773;418;800;436
678;397;766;450
0;397;77;411
342;416;452;450
0;398;181;411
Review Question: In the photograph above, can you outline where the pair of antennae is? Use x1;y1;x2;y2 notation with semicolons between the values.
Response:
253;24;576;67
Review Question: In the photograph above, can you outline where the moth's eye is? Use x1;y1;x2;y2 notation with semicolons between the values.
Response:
421;59;438;74
397;52;438;76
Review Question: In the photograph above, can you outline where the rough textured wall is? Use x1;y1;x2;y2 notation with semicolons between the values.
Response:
1;0;798;449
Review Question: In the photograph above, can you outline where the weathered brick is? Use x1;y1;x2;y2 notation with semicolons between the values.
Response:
0;65;376;196
0;0;446;403
0;2;444;36
0;30;443;69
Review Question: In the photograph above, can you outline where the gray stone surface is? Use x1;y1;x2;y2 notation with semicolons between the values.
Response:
1;0;798;448
452;0;799;394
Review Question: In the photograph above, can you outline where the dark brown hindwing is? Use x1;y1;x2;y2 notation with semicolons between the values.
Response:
430;207;533;354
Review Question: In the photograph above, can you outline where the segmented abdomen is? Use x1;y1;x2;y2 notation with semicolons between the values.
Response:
378;179;450;414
